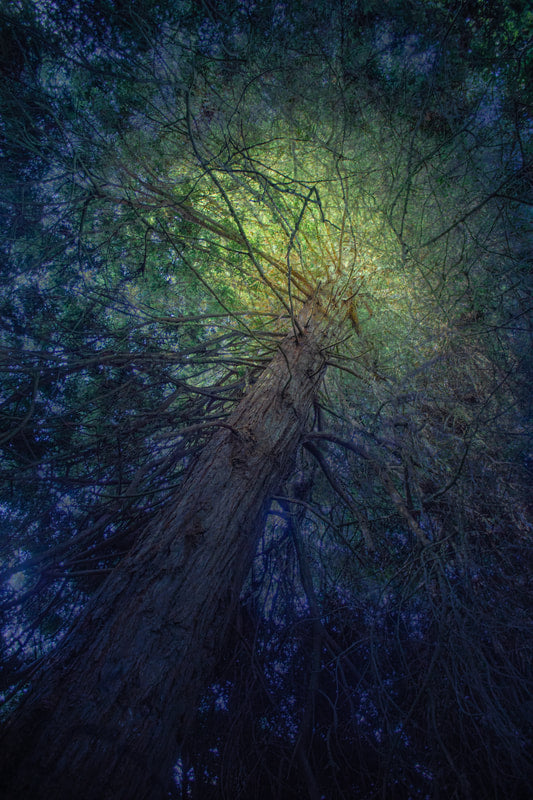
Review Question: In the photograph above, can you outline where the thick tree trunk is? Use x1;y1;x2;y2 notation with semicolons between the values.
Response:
0;307;327;799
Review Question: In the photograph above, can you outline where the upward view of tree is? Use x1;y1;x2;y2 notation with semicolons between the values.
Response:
0;1;531;797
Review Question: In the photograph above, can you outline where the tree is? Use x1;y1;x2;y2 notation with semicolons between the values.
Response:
1;1;532;797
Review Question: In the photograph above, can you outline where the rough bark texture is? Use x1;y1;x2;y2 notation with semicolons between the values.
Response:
0;307;327;800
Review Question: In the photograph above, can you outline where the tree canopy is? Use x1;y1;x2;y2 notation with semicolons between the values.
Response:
1;1;532;797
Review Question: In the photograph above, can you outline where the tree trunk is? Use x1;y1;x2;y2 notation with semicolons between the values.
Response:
0;306;327;800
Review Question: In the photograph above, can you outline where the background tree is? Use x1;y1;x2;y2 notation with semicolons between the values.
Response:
1;1;532;798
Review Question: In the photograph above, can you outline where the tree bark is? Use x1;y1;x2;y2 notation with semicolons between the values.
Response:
0;306;327;800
